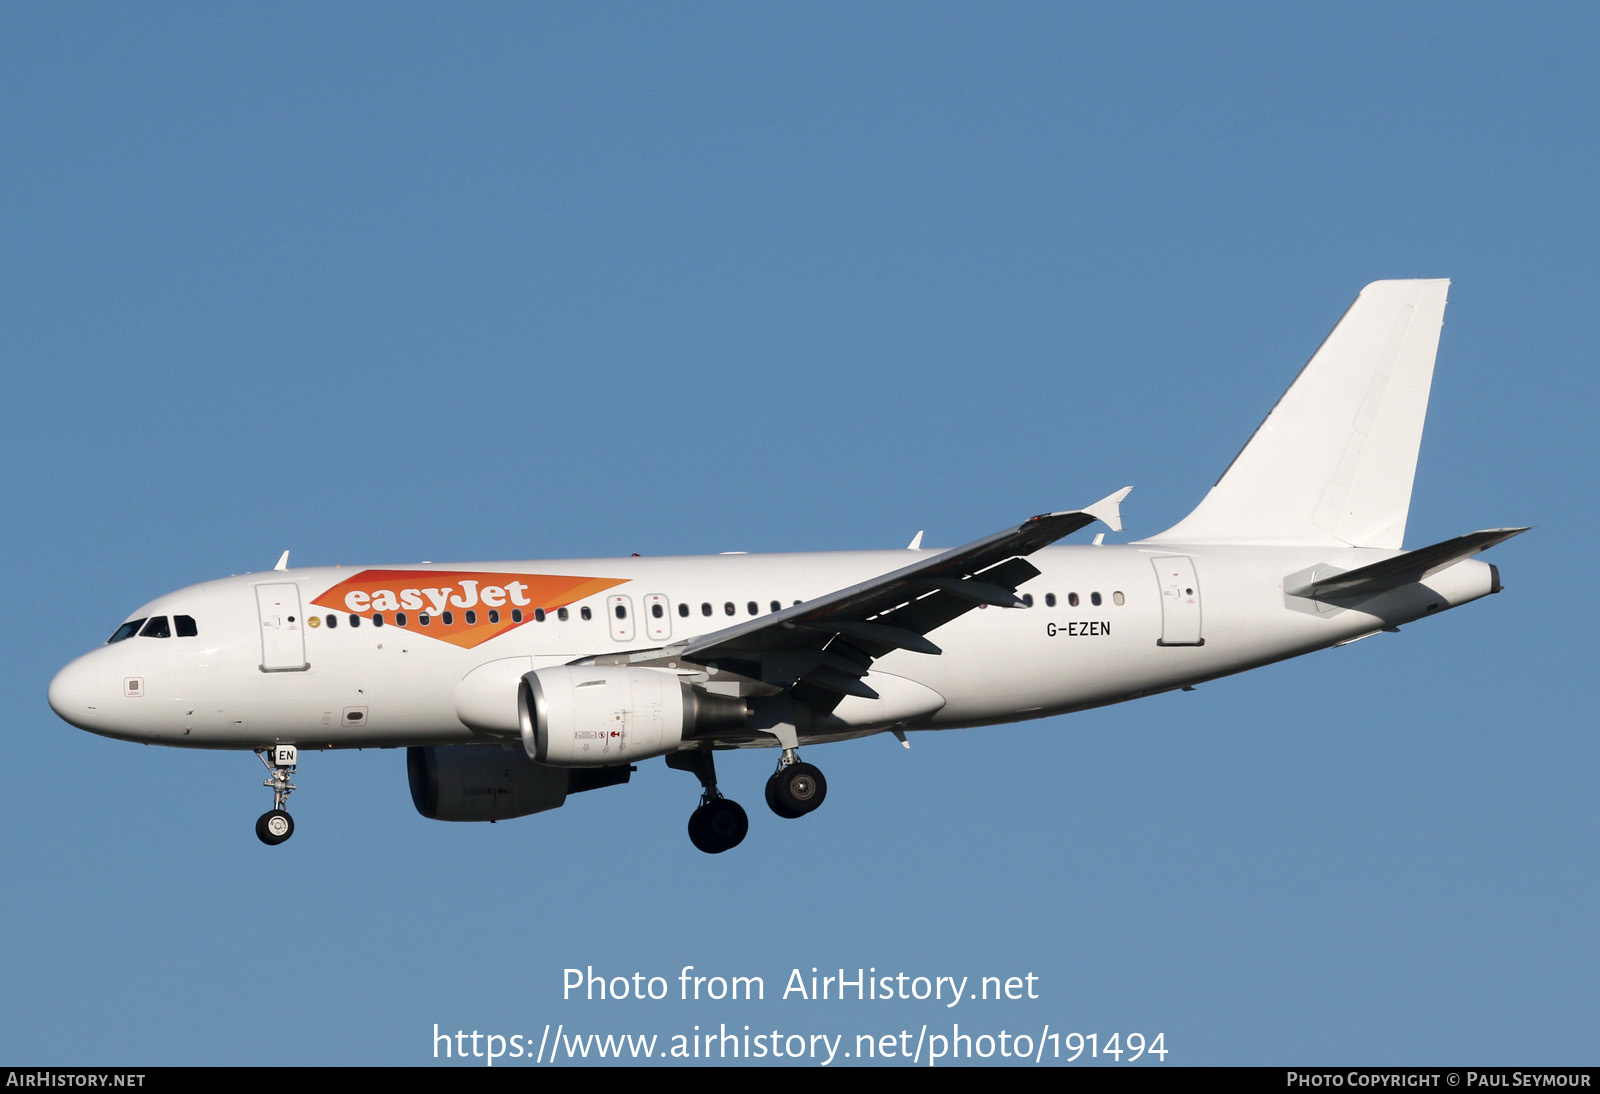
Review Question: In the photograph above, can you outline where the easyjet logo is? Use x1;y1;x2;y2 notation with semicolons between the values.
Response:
311;569;626;649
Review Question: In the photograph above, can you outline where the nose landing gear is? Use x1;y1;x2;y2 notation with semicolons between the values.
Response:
255;745;298;846
256;808;294;844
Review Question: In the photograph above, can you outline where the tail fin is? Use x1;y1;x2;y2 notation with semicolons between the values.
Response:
1145;279;1450;548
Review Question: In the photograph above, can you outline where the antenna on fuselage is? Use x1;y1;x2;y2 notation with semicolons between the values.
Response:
274;550;290;572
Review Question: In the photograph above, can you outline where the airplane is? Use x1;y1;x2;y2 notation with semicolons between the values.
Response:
48;279;1526;854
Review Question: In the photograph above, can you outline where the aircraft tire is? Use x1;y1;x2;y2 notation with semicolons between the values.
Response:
688;799;747;854
706;798;747;850
772;762;827;817
687;806;709;850
256;809;294;846
764;775;801;819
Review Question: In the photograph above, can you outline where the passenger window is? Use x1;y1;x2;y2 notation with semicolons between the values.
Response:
1045;593;1056;607
770;600;781;613
747;601;758;615
175;615;198;637
140;616;171;639
488;609;500;624
676;603;687;618
616;604;627;620
724;602;735;616
326;614;338;629
557;608;569;622
464;610;476;625
1022;593;1034;607
652;603;664;619
396;612;408;626
373;614;385;627
348;614;361;628
1113;591;1125;606
514;609;526;623
532;609;543;622
702;603;712;617
1068;593;1080;607
442;611;454;625
580;607;592;621
1091;592;1102;606
108;619;146;644
418;613;431;626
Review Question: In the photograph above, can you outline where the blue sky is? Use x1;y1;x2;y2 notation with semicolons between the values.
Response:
4;4;1595;1066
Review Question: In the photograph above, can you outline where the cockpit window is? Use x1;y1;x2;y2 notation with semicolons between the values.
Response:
108;619;146;644
139;616;171;639
175;615;198;637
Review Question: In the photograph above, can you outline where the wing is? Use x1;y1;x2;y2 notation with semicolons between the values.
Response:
657;488;1131;712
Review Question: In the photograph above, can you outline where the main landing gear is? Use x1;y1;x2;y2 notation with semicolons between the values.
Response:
689;797;748;856
765;750;827;819
666;747;830;854
255;745;298;846
667;750;748;854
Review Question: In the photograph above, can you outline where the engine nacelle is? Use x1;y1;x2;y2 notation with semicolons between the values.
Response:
407;744;630;822
519;665;746;766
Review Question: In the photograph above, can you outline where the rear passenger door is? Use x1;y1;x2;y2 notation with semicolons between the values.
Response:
1152;557;1203;646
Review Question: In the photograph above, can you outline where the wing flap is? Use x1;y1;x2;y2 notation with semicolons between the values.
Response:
799;619;943;655
800;664;881;699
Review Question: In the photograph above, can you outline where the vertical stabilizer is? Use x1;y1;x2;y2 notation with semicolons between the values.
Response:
1144;279;1449;549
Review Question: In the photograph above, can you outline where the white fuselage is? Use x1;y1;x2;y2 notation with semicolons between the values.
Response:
48;542;1499;753
43;280;1517;855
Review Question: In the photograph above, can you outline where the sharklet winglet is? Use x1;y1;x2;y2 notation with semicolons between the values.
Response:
1083;486;1133;534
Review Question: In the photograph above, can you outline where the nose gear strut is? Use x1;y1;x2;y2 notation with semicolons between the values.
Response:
255;745;297;846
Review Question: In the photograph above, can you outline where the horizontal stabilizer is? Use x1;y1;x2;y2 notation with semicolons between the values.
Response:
1287;527;1528;600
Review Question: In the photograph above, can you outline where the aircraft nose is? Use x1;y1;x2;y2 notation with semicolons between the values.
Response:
48;656;103;730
